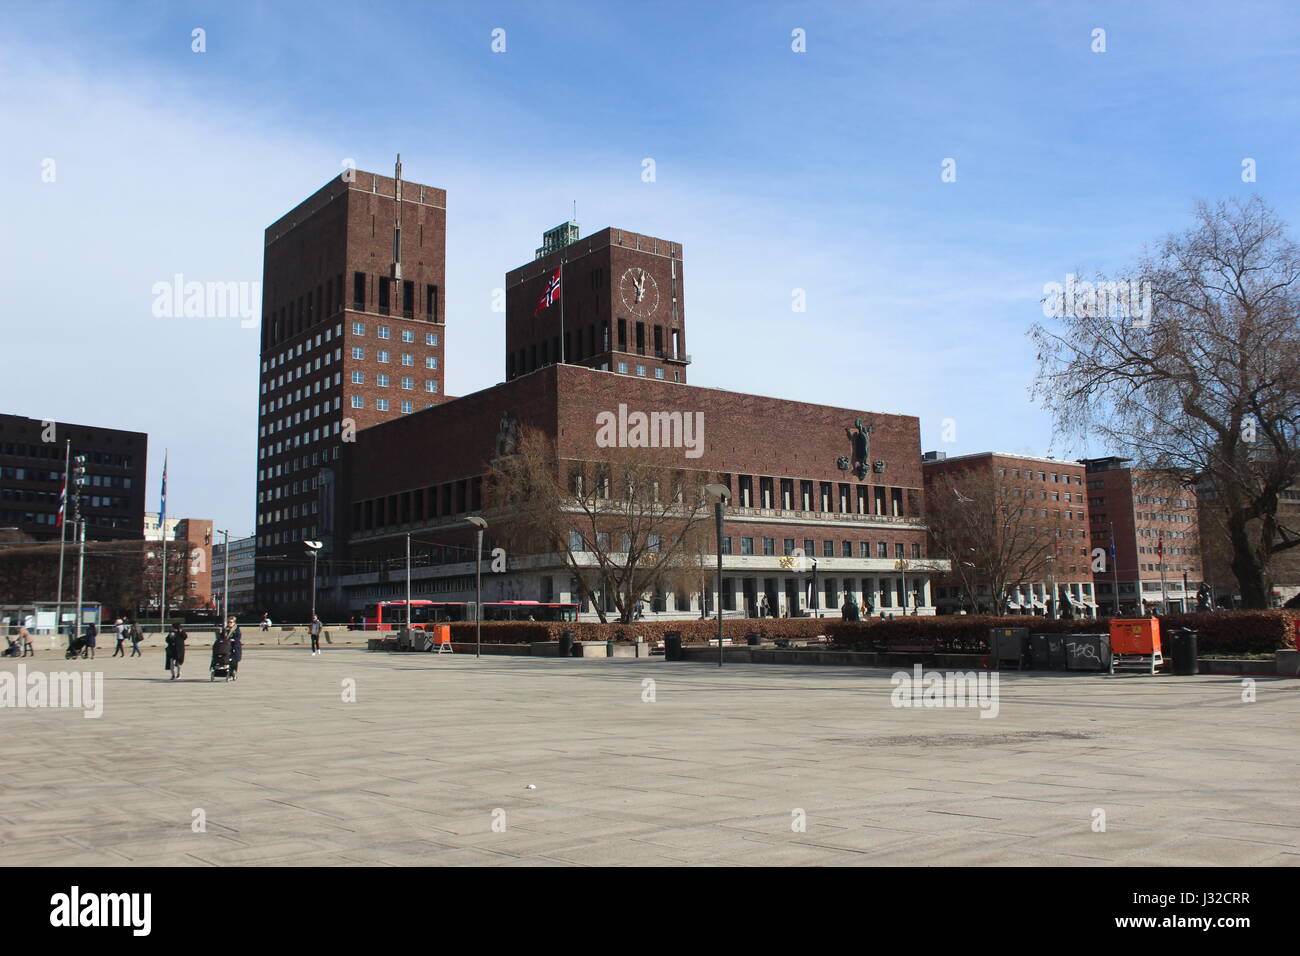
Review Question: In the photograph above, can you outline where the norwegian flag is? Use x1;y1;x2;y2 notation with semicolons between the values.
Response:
533;268;561;317
56;477;66;529
1156;534;1164;559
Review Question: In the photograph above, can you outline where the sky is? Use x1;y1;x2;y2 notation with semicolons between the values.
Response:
2;0;1297;536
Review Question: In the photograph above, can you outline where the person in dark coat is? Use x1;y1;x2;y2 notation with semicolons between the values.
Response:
84;622;97;659
225;617;243;680
129;620;143;657
164;623;187;680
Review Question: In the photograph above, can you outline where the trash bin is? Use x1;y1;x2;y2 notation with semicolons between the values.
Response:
990;627;1028;669
557;631;573;658
1063;633;1111;671
1170;627;1198;675
1046;634;1067;670
746;633;762;646
664;631;683;661
1029;633;1050;669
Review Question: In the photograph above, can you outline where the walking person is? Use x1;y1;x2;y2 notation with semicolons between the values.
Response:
83;621;97;659
309;615;322;655
260;612;271;633
129;620;143;657
226;617;243;679
164;622;187;680
112;618;127;657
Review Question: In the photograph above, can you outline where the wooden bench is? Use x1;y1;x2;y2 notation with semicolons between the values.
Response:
886;638;938;661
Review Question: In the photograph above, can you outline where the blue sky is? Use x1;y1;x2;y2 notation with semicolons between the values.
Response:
2;0;1296;535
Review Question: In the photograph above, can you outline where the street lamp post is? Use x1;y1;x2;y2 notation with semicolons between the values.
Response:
704;483;730;668
216;529;231;626
811;558;819;618
71;456;87;640
406;533;413;635
466;516;488;658
304;540;323;623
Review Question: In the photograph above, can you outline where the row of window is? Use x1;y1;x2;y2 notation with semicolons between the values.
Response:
350;397;421;412
262;395;341;438
997;467;1083;485
0;444;136;469
348;347;437;368
354;477;485;531
713;537;924;560
349;371;438;388
350;321;439;347
725;475;914;517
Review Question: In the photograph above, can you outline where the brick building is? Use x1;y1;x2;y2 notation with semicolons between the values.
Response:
506;225;690;384
144;513;214;611
336;363;938;619
255;159;447;611
1080;457;1203;614
1195;479;1297;608
256;170;946;620
921;451;1097;616
0;413;146;542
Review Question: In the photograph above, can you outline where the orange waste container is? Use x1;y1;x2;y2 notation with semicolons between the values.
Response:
1110;617;1161;656
431;624;452;647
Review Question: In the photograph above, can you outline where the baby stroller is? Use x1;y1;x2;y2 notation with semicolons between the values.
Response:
65;635;89;660
3;637;19;658
210;635;232;682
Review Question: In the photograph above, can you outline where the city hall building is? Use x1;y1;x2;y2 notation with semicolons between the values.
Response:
254;164;946;619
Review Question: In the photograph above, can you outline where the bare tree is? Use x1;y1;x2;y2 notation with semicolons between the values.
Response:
1030;197;1300;608
488;426;717;623
925;469;1058;614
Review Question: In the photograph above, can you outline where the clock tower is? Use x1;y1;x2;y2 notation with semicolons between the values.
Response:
504;226;690;384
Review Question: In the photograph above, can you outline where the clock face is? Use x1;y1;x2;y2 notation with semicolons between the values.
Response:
619;267;660;318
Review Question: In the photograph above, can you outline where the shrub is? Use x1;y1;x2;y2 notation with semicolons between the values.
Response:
443;618;830;645
826;611;1298;656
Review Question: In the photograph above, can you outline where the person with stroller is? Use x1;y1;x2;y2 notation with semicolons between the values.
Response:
226;617;243;680
210;627;232;682
18;620;34;657
164;622;187;680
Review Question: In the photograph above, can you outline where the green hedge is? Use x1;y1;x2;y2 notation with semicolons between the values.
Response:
825;611;1297;656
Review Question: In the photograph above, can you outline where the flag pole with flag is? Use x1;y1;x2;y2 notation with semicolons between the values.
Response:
533;267;561;318
54;438;70;636
159;451;168;635
1108;524;1120;617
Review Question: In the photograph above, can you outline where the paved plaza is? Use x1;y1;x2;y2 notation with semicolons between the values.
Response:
2;647;1298;866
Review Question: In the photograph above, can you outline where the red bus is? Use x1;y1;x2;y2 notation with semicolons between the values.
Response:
360;599;578;630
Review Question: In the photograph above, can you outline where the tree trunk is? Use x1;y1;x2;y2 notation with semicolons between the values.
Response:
1227;509;1270;608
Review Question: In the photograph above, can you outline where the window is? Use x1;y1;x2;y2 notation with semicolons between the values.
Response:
351;347;365;360
823;540;834;557
425;356;438;369
654;368;664;379
377;326;390;339
721;536;732;555
401;401;413;414
912;543;922;559
740;537;754;555
376;374;389;387
401;329;414;343
351;371;364;384
376;398;389;411
350;396;364;409
353;272;365;310
425;381;439;393
617;362;628;374
401;377;414;390
783;538;795;555
842;541;852;557
401;353;414;366
377;350;390;363
635;365;646;376
351;321;365;335
425;332;438;346
762;537;775;556
877;542;887;557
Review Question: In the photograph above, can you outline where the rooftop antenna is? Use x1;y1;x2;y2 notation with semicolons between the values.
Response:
392;153;402;279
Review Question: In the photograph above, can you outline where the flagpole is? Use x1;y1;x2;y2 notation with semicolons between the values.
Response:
159;450;167;637
1158;531;1167;615
54;438;70;637
1110;522;1120;618
559;257;566;364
